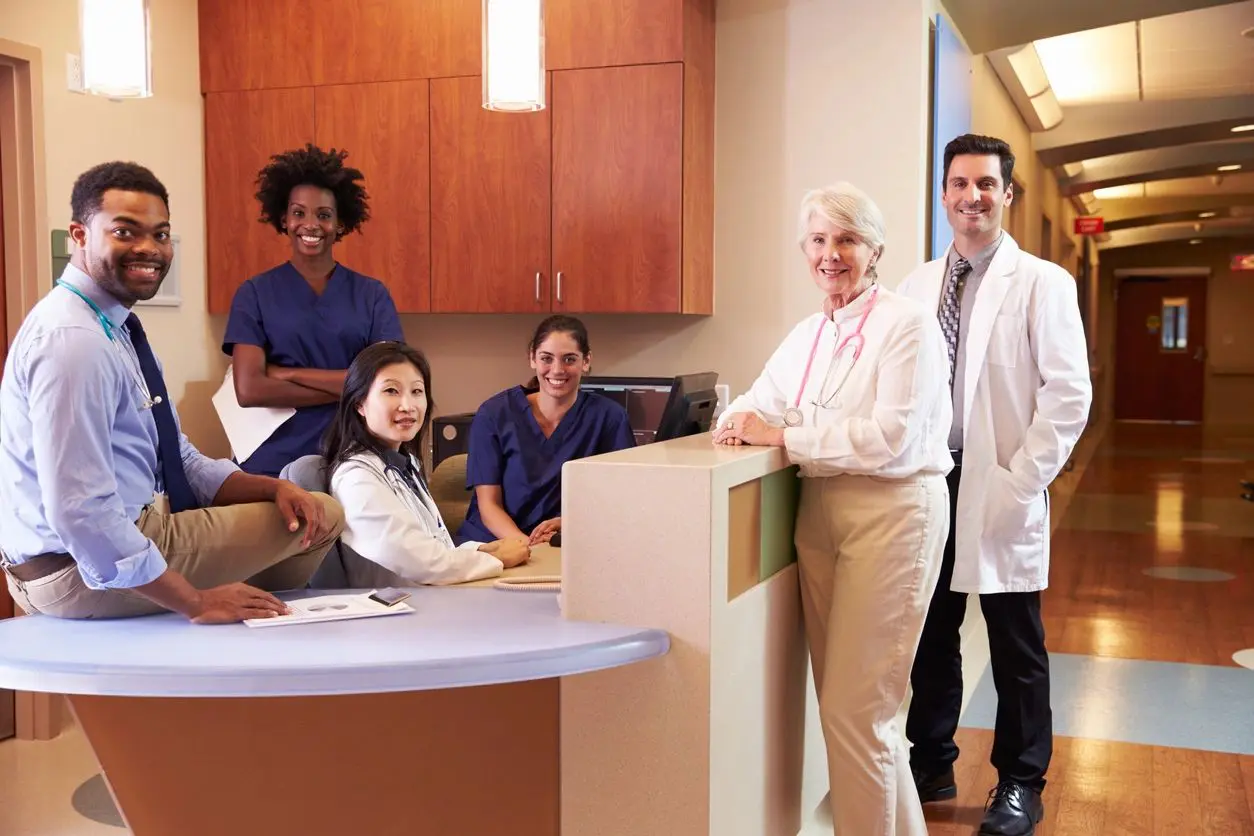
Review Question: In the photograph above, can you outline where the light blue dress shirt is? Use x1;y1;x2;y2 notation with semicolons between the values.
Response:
0;265;238;590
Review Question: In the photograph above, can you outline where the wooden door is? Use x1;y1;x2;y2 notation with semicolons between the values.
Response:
199;0;315;92
0;131;13;742
430;76;551;314
545;0;683;70
316;0;478;85
204;89;316;314
1115;276;1208;422
552;64;683;313
315;81;431;313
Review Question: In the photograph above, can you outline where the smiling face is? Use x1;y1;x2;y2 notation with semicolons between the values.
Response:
942;153;1013;251
357;361;429;451
69;189;173;307
284;184;340;259
801;214;879;297
530;330;590;400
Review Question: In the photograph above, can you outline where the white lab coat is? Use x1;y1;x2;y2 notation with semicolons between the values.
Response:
897;233;1091;594
330;451;504;587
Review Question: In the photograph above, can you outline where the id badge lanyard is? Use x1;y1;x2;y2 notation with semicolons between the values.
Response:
782;285;879;428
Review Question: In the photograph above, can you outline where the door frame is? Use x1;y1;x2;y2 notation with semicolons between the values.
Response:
1113;266;1210;423
0;38;58;741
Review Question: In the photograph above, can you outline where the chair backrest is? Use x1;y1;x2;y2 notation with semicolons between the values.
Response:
429;453;471;534
279;454;348;589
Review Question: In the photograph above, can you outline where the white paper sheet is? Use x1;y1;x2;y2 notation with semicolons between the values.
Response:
244;592;414;628
211;365;296;463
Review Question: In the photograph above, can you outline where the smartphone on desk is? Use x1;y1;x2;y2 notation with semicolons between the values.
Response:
368;588;412;607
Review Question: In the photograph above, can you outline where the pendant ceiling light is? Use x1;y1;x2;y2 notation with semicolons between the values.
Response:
80;0;153;99
482;0;545;112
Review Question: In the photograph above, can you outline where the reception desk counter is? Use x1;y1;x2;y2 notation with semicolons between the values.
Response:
0;435;819;836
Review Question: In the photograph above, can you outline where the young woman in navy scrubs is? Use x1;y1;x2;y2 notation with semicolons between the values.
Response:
222;144;405;477
458;316;636;546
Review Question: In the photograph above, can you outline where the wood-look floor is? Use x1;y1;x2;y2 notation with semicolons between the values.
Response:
925;729;1254;836
926;423;1254;834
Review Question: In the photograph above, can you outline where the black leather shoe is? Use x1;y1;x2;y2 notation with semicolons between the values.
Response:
911;765;957;803
979;780;1044;835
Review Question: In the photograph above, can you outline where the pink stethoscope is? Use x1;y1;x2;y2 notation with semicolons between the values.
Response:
783;284;880;427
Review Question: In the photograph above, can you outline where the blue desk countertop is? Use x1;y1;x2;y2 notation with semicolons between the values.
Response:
0;588;669;698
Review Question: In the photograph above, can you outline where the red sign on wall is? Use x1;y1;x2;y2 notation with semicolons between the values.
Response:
1230;253;1254;271
1074;216;1105;235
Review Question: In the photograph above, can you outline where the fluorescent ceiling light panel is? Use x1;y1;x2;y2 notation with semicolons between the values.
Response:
1034;23;1139;105
1093;184;1146;199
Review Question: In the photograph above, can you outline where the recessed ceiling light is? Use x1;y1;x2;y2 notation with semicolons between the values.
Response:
1189;239;1203;245
1218;164;1243;172
1199;211;1218;218
1233;124;1254;133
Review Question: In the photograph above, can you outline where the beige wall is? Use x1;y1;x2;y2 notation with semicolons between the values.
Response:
1;0;229;454
1099;237;1254;426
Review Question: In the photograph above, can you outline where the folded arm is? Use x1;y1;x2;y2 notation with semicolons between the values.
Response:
231;344;339;408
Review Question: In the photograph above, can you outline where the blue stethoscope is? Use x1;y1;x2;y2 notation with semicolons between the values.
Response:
56;279;161;409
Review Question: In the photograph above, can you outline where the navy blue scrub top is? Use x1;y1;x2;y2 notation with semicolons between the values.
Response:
457;386;635;543
222;262;404;477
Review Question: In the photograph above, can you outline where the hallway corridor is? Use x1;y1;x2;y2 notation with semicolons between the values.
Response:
927;422;1254;835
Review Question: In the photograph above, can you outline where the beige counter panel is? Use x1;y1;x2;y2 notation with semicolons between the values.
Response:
560;434;821;836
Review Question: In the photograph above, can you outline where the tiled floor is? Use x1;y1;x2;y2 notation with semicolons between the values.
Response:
4;422;1253;834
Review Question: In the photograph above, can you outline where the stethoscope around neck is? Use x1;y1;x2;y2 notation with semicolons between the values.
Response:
55;279;162;410
782;284;879;427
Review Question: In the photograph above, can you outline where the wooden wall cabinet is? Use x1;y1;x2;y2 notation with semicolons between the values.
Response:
204;89;315;315
200;0;714;316
315;81;432;313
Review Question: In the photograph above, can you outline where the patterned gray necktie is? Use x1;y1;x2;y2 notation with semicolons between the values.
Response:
939;257;971;389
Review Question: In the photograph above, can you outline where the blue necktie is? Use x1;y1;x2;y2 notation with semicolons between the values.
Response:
125;313;199;513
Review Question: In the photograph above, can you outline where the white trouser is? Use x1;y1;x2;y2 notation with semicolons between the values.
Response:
795;473;948;836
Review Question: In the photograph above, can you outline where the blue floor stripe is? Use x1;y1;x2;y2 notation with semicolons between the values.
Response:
959;652;1254;755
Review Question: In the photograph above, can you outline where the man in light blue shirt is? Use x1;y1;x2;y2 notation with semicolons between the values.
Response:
0;161;345;623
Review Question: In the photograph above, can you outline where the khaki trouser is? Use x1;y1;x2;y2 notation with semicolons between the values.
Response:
795;473;948;836
2;494;345;619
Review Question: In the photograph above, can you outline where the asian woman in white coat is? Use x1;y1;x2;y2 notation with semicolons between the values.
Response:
323;342;531;587
714;183;953;836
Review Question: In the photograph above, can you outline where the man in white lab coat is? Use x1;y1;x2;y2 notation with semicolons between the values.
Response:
897;134;1091;836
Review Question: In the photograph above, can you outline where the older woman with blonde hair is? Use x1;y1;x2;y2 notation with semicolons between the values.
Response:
714;182;953;835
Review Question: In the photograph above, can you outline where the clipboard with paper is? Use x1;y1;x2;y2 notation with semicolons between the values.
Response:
211;365;296;464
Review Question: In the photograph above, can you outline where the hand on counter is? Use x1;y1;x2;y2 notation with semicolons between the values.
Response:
192;583;291;624
480;538;533;569
713;412;783;448
529;517;561;546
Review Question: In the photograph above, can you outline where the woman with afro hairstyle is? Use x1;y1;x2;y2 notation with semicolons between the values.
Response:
221;144;405;477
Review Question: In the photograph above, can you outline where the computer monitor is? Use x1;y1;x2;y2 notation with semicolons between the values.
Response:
579;376;674;445
655;372;719;442
580;373;719;444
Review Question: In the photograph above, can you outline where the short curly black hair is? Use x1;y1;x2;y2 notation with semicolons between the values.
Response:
254;144;370;240
70;161;170;225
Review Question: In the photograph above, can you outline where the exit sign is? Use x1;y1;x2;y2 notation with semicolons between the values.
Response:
1074;216;1105;235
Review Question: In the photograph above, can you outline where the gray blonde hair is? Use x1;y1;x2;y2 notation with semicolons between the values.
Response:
796;182;887;257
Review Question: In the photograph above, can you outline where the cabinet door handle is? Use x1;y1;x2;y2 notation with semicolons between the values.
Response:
556;272;564;304
535;272;542;303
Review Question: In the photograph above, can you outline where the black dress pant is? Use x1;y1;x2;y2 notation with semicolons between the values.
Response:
905;463;1053;792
